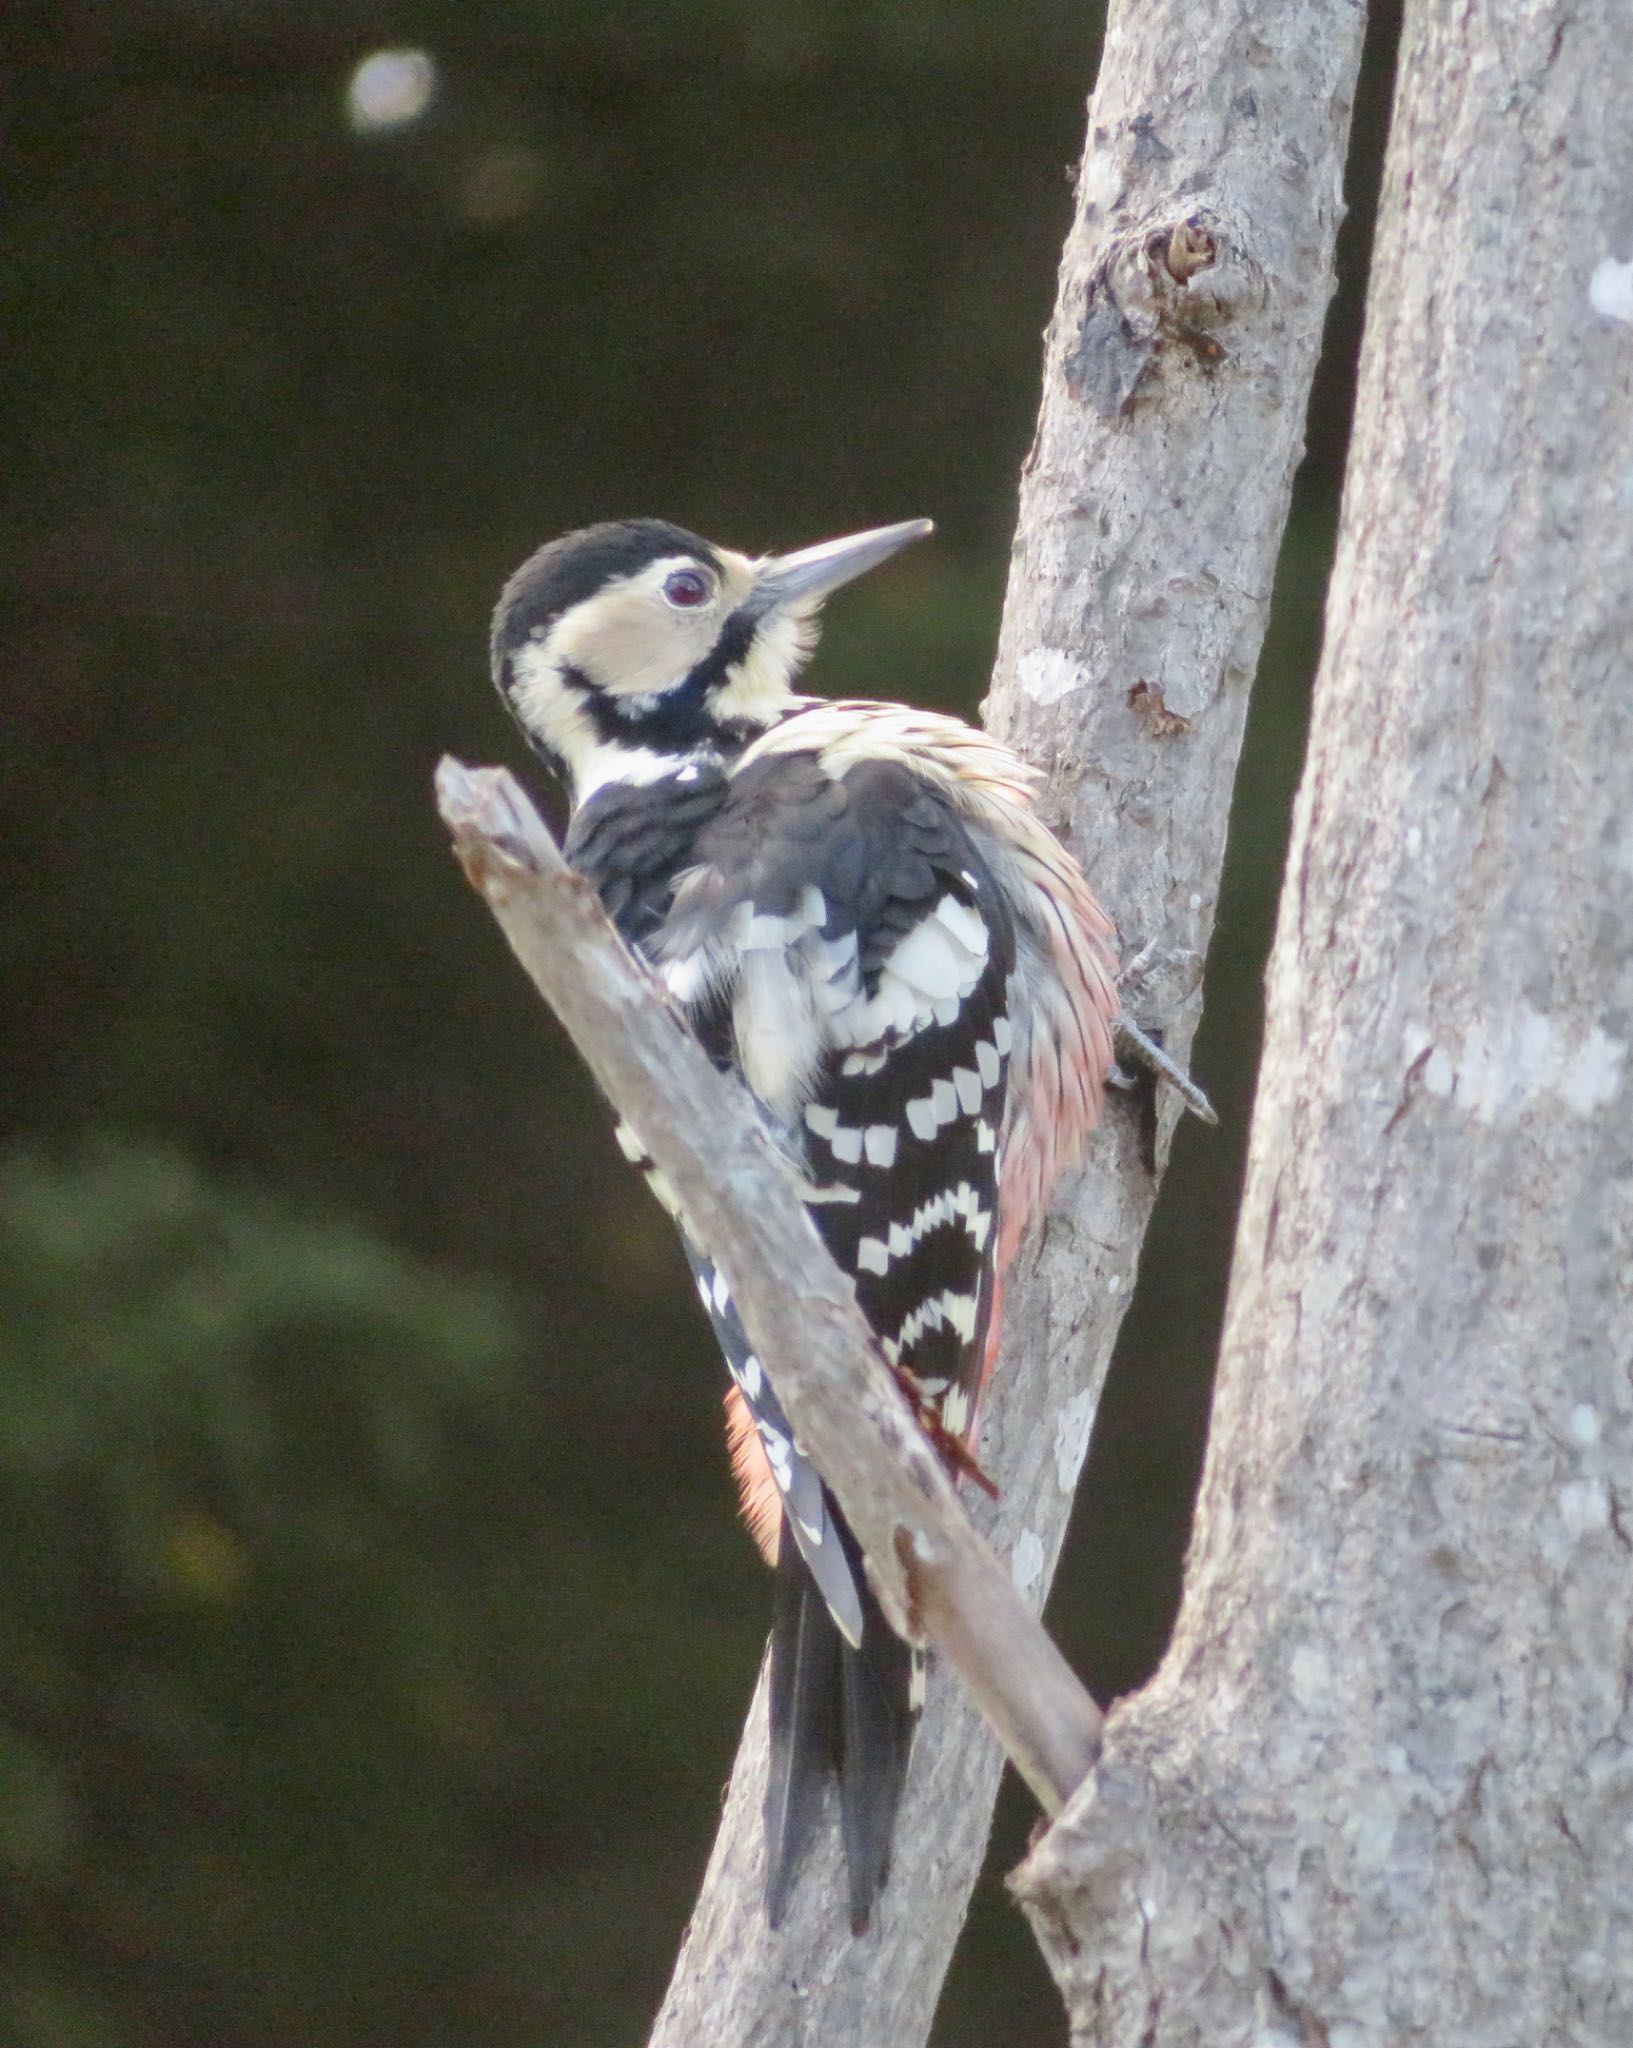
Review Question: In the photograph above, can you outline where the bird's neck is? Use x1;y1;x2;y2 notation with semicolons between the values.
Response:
562;676;814;809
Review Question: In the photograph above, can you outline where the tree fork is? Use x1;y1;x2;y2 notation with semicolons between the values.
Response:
1017;4;1633;2040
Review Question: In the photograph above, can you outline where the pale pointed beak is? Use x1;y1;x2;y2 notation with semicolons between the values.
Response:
749;518;934;614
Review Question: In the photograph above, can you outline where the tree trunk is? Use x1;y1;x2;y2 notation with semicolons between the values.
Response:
1016;4;1633;2041
649;5;1365;2042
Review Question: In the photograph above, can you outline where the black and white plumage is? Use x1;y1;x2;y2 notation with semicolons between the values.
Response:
492;517;1119;1931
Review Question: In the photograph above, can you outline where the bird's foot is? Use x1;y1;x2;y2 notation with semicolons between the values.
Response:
1111;1016;1218;1127
1110;938;1217;1129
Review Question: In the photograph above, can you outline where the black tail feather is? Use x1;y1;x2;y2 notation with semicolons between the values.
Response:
837;1594;913;1932
763;1515;915;1932
764;1538;840;1927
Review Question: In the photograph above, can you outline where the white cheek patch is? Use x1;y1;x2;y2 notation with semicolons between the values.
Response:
709;607;818;720
507;641;597;779
550;562;719;700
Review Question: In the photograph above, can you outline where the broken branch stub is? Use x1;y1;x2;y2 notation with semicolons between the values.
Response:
1064;202;1266;416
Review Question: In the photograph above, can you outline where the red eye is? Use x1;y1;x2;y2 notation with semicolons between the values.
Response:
663;567;711;609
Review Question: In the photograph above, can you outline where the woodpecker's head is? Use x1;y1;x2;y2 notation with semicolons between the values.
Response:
491;516;932;803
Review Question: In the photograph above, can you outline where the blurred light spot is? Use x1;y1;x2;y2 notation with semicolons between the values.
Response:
163;1511;247;1604
459;144;548;227
347;48;437;134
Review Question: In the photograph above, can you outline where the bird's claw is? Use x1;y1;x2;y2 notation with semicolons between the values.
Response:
1113;1015;1218;1126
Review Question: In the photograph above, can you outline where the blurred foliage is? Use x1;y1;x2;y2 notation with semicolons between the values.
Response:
0;1143;757;2047
2;0;1399;2041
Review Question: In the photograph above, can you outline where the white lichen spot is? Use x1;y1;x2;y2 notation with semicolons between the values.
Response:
1456;1017;1506;1120
1018;647;1088;706
1570;1404;1603;1448
1589;255;1633;325
1188;891;1203;911
1560;1027;1626;1115
1422;1046;1456;1098
1453;1008;1625;1124
1289;1642;1330;1710
1344;1784;1400;1871
1055;1387;1096;1493
1107;1272;1122;1295
1404;825;1423;858
1011;1528;1045;1599
912;1529;943;1565
1561;1479;1611;1538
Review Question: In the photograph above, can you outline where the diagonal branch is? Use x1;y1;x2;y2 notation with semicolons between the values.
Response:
435;757;1104;1814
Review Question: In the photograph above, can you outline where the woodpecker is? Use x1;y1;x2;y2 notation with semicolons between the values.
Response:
491;516;1120;1931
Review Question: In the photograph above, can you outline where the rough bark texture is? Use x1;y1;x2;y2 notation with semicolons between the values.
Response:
1017;5;1633;2042
649;5;1365;2042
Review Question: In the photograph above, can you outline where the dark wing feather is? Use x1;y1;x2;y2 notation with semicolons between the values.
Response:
659;746;1018;1925
764;1541;839;1929
683;1241;864;1647
565;767;731;947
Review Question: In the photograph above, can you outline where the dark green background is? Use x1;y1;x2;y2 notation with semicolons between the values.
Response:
2;4;1398;2041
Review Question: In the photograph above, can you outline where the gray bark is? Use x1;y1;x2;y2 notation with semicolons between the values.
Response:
1016;4;1633;2042
649;3;1365;2042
